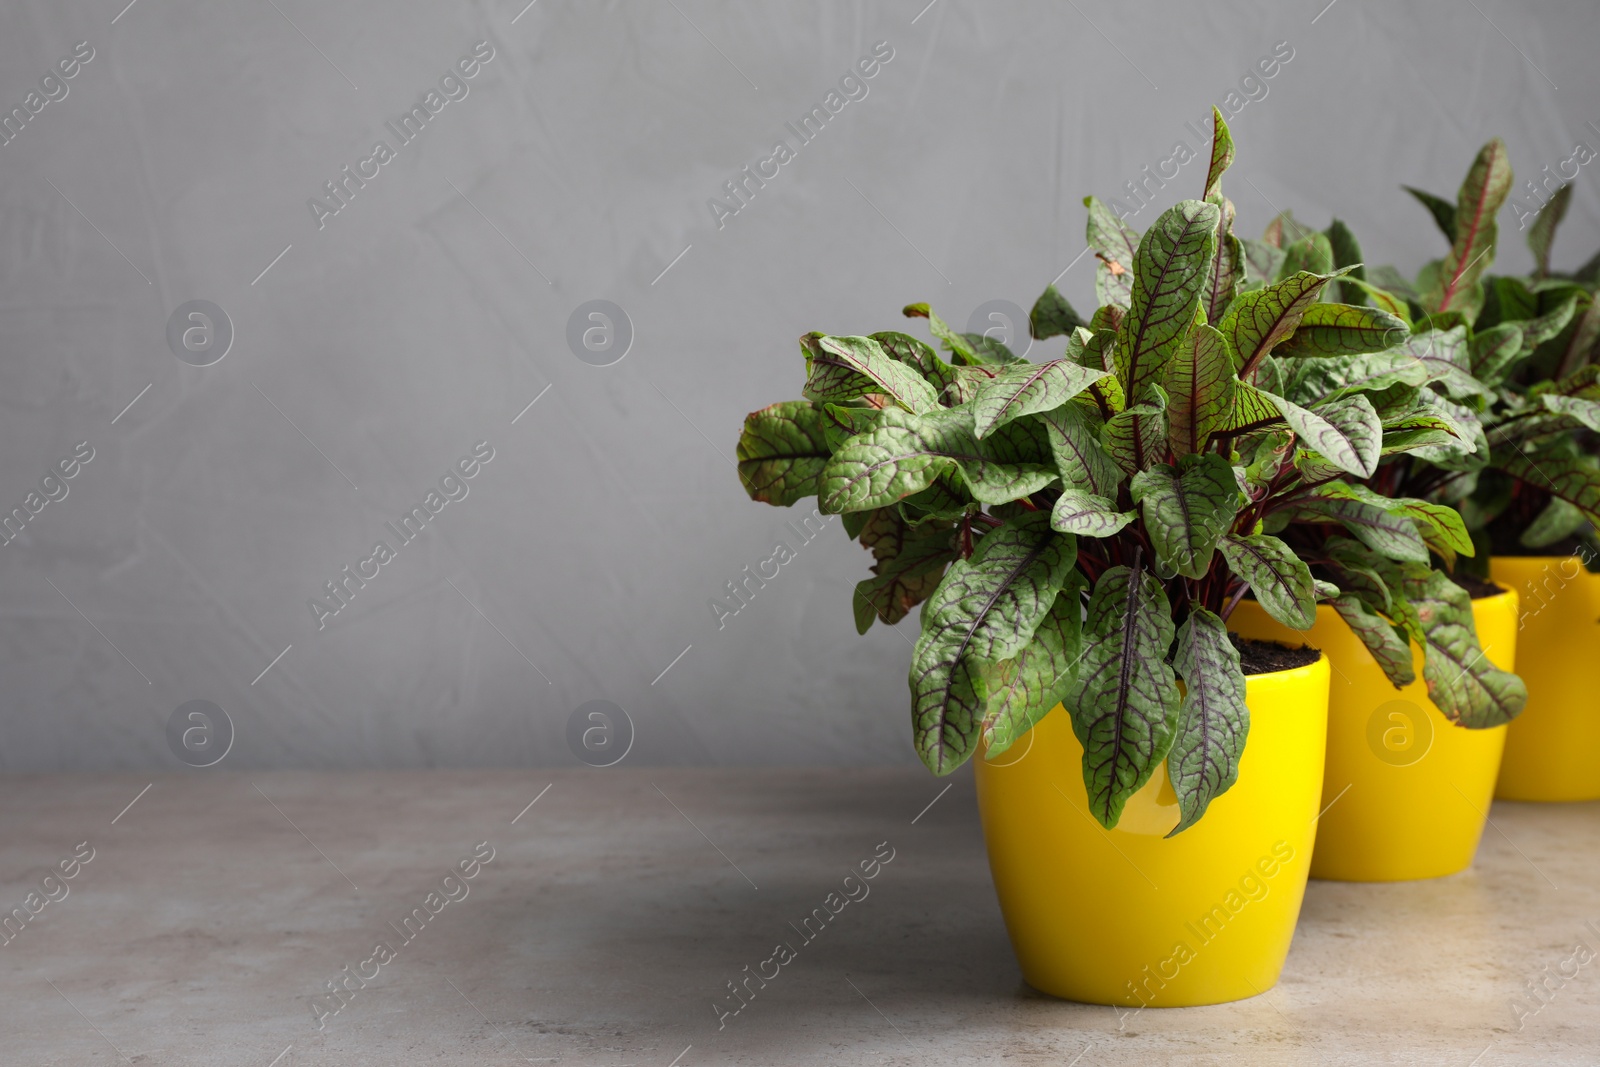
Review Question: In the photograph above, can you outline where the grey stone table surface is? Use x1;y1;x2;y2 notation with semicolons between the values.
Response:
1;769;1596;1066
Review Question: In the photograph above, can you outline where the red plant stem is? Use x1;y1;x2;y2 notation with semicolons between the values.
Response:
1221;580;1249;622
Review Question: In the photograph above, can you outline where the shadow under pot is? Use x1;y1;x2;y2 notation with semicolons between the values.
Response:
973;647;1329;1008
1490;556;1600;802
1228;587;1519;882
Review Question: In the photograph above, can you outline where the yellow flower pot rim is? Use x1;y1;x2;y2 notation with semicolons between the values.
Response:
1234;587;1516;633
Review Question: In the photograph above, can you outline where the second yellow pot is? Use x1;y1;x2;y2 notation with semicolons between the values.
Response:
1490;556;1600;802
973;653;1328;1008
1229;590;1518;882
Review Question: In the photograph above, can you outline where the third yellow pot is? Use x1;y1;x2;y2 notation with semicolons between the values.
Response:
1228;589;1518;882
1490;556;1600;801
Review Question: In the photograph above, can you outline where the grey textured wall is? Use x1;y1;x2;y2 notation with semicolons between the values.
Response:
2;0;1595;770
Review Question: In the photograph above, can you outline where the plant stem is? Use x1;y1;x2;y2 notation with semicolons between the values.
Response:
1221;580;1249;622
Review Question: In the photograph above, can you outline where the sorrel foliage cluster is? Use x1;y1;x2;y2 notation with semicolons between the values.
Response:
736;110;1525;834
1327;140;1600;568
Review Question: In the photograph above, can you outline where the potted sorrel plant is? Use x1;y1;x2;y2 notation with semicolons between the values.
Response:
1352;142;1600;803
735;111;1490;1004
1230;140;1539;880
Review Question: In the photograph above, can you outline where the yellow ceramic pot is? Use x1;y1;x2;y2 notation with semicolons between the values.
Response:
1229;589;1518;881
973;653;1329;1008
1491;556;1600;801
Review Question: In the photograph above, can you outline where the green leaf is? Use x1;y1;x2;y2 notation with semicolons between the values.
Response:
1406;388;1486;467
1425;139;1513;319
1368;561;1428;647
1497;453;1600;526
1029;285;1085;340
1515;288;1582;357
1541;394;1600;432
1522;496;1587;549
1240;239;1286;291
820;409;1056;513
1403;185;1457;243
910;515;1077;774
1290;493;1429;562
1413;307;1473;334
1552;300;1600;380
1468;322;1525;383
801;333;942;413
1253;352;1288;396
1089;304;1125;338
1263;210;1315;248
842;508;877;541
1384;326;1490;401
1221;269;1351;376
1368;264;1424;305
1219;379;1286;436
1050;487;1135;536
1102;392;1170;475
943;363;1003;406
1202;105;1234;202
1166;607;1250;836
856;506;918;563
872;330;958;403
1486;411;1573;453
903;303;1013;367
1206;231;1245;325
1240;429;1293;495
1165;319;1236;455
852;513;958;633
1066;561;1181;829
1202;109;1243;324
1480;275;1537;329
1282;350;1435;400
1130;454;1241;579
961;332;1028;365
1329;595;1416;688
1273;303;1409;358
1389;498;1474;556
1219;533;1316;629
823;432;953;513
1038;402;1121;498
1336;276;1412;325
820;400;891;452
982;573;1087;757
1061;327;1096;372
1087;372;1126;415
1528;183;1572;278
1070;326;1116;374
1315;394;1386;473
1327;483;1475;557
736;401;832;506
1325;218;1367;305
1085;196;1140;309
1538;362;1600;401
899;471;973;525
1402;570;1526;727
1277;232;1334;280
1117;200;1221;399
970;359;1109;439
1268;390;1382;478
1323;558;1391;614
